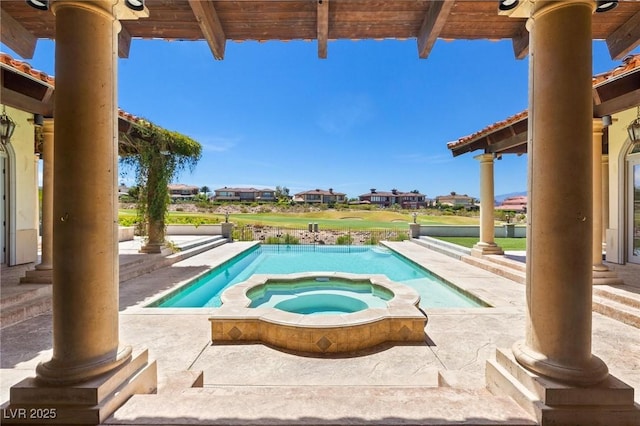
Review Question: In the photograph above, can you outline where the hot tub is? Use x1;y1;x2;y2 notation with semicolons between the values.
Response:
209;272;427;354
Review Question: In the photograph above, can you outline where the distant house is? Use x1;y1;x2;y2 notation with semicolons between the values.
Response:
294;188;346;205
358;188;427;209
213;187;276;203
168;184;199;201
495;195;527;213
435;193;476;208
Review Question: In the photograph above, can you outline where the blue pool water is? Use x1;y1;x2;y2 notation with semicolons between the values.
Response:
248;278;392;314
151;245;485;309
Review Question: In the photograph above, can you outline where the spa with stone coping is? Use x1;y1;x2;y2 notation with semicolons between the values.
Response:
208;272;427;354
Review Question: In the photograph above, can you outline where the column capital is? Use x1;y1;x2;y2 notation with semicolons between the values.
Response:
42;117;54;135
533;0;595;18
473;152;494;163
592;117;605;135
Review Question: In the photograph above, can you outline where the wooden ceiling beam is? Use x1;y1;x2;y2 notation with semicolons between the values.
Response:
119;25;132;59
0;87;53;116
188;0;226;60
606;11;640;60
0;9;37;59
486;131;527;154
512;23;529;60
417;0;454;59
317;0;329;59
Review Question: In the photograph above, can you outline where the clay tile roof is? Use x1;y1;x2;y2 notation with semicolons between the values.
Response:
593;54;640;86
447;110;528;150
1;52;142;124
0;52;54;86
448;53;640;152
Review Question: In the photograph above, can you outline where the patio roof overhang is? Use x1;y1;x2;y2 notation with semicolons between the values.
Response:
0;52;172;154
1;0;640;61
447;53;640;157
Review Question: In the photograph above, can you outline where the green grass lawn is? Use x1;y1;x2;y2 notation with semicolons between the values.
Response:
434;236;527;251
118;208;482;229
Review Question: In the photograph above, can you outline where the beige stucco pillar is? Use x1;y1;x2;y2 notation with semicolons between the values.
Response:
34;0;130;384
601;153;609;244
20;120;55;284
7;2;156;421
592;121;621;284
36;119;54;271
592;119;607;271
472;153;503;256
512;0;608;386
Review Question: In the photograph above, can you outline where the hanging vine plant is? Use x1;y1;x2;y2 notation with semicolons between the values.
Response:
119;118;202;251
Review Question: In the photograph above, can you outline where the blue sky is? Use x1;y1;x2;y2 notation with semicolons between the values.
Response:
2;37;637;199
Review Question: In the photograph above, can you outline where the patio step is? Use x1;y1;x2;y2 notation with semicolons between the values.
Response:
0;285;52;329
119;236;227;282
461;256;526;285
108;385;536;426
592;292;640;329
412;236;471;260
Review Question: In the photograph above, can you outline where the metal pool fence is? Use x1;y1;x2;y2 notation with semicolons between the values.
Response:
232;224;410;246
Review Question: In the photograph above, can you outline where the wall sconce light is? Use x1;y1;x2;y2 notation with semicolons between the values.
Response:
595;1;618;13
25;0;49;11
0;106;17;146
628;106;640;144
124;0;144;11
498;0;519;11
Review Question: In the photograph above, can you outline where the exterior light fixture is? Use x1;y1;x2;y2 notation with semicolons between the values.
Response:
595;1;618;12
0;106;17;146
628;106;640;144
25;0;49;11
124;0;144;11
498;0;519;11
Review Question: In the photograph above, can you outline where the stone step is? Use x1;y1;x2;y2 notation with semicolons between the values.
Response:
0;294;52;329
592;294;640;328
172;235;224;252
412;237;469;260
0;284;51;311
107;385;536;426
477;254;527;273
593;286;640;310
119;238;228;283
18;269;53;284
461;256;526;285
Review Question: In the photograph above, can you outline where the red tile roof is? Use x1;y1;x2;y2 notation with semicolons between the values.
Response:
0;52;142;124
447;54;640;151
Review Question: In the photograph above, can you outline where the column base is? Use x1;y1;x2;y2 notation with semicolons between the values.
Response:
471;243;504;257
592;268;624;285
139;243;171;255
512;340;609;386
1;349;157;425
487;348;638;426
19;269;53;285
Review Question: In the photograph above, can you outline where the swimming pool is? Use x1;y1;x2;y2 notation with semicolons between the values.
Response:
151;244;485;309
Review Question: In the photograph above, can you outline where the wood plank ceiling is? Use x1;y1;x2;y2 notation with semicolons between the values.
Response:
1;0;640;61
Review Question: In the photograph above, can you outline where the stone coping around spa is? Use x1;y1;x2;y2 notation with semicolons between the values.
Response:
215;272;424;327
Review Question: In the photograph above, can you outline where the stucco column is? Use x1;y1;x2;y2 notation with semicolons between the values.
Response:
601;153;609;244
35;0;132;384
512;0;608;386
592;119;607;271
472;153;503;256
36;119;54;271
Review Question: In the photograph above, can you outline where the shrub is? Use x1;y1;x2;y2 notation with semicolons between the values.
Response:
336;235;352;245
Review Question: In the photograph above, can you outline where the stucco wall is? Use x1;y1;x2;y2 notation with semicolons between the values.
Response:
6;106;38;264
606;108;636;264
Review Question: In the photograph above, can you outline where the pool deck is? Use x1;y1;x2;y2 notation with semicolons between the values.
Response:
1;238;639;425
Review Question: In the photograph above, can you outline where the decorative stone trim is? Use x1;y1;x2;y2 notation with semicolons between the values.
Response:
209;272;427;354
